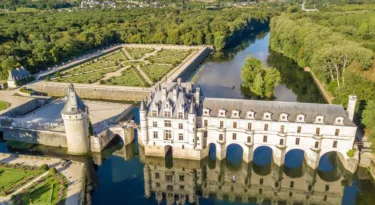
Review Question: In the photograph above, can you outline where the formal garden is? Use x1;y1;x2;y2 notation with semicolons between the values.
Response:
0;163;45;196
49;46;198;87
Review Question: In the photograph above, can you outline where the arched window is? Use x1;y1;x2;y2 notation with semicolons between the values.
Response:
247;136;251;143
279;139;284;145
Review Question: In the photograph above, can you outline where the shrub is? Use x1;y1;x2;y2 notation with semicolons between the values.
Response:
346;149;356;158
40;164;49;171
55;72;61;77
49;167;57;175
45;75;51;81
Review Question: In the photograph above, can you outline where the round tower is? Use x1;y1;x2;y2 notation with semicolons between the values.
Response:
188;102;197;146
139;100;148;146
61;84;90;155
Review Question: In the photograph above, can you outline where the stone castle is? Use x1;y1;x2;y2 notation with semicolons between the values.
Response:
139;79;359;173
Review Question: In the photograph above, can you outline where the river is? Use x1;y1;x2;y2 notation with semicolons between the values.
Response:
0;29;374;205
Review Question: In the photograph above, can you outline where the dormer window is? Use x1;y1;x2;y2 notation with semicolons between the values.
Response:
164;111;171;118
165;103;170;109
315;115;325;124
218;109;226;117
151;110;157;117
263;112;272;120
279;113;288;121
203;108;210;116
247;111;255;119
296;114;305;123
232;110;240;118
335;117;344;125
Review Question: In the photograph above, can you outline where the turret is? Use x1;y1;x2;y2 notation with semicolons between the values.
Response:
195;86;200;105
139;100;148;146
61;84;90;155
188;102;197;146
347;95;357;121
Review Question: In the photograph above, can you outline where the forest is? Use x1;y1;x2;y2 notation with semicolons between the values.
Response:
270;4;375;147
0;7;271;80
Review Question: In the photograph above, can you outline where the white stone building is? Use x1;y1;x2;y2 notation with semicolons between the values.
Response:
7;67;32;88
139;79;359;173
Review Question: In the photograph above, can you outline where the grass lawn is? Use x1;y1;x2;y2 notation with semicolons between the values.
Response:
141;64;172;82
0;166;44;196
104;68;147;87
125;48;155;59
147;49;192;64
17;174;67;205
0;101;10;111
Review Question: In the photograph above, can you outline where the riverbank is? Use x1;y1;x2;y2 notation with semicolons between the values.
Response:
304;67;333;104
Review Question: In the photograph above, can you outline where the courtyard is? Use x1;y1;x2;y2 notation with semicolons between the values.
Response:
50;45;202;87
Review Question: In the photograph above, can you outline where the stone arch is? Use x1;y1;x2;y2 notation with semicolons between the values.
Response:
317;151;346;182
284;148;308;178
252;146;274;176
225;142;253;163
207;143;217;169
225;143;243;169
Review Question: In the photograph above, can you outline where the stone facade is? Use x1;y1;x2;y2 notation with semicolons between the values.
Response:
139;80;359;173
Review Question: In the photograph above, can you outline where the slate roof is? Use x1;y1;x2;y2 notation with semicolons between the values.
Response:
200;98;354;126
8;67;31;81
62;84;87;115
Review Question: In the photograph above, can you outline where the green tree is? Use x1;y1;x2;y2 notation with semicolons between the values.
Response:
251;73;264;97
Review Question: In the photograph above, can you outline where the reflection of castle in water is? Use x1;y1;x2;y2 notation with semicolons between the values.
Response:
107;142;352;205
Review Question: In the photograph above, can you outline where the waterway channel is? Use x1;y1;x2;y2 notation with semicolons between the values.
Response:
0;28;374;205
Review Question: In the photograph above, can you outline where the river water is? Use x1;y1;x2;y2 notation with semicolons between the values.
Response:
1;29;374;205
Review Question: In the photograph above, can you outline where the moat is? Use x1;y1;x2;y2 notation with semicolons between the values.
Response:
1;29;374;204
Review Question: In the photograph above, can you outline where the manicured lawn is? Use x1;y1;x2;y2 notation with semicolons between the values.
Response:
147;49;192;64
141;64;172;82
125;47;155;59
15;174;67;205
104;68;147;87
0;101;10;111
0;166;44;196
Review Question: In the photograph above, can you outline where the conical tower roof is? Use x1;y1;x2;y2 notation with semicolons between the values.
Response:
62;84;86;115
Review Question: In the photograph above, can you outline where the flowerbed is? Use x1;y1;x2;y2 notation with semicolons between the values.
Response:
146;49;192;64
125;47;155;59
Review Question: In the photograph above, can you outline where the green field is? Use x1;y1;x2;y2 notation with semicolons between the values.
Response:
104;68;147;87
141;64;172;82
0;166;44;196
0;101;10;111
125;48;155;60
16;174;67;205
147;49;192;64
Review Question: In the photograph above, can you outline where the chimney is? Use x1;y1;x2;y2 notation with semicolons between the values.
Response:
195;87;200;105
161;88;167;102
173;88;178;102
177;78;181;86
347;95;357;121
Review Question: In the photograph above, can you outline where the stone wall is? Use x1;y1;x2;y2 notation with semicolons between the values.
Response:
0;98;47;118
29;82;151;101
2;127;67;148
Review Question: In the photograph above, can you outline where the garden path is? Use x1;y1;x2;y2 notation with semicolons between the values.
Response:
93;66;131;84
121;48;133;60
135;65;153;85
139;48;160;61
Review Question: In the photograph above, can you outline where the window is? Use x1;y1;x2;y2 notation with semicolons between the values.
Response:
247;136;251;143
153;121;157;127
204;131;207;138
260;178;264;185
152;110;157;117
167;185;173;191
296;138;300;145
165;120;171;127
155;172;160;179
248;123;252;130
178;123;183;129
219;121;224;128
165;130;172;139
179;133;183;141
325;185;330;191
180;175;185;181
290;181;294;188
297;126;301;133
204;120;208;127
335;129;339;136
164;111;171;117
156;183;160;188
264;124;269;131
180;185;185;190
316;128;320;135
182;145;184;149
280;125;285;133
153;131;158;139
219;134;223;141
233;122;237;128
315;141;319;148
178;112;183;119
232;133;236;140
279;139;284;145
263;135;267;142
166;175;173;182
333;141;338;148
